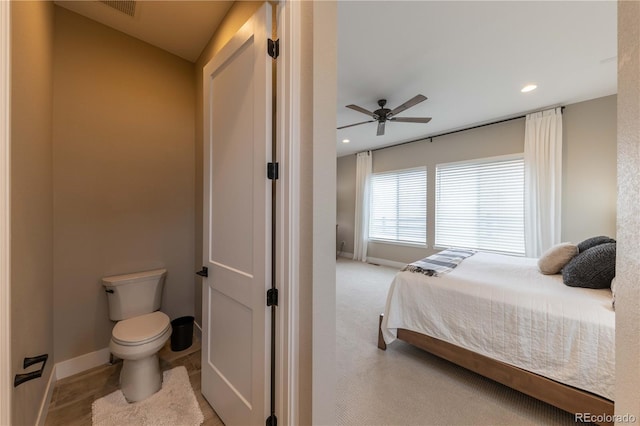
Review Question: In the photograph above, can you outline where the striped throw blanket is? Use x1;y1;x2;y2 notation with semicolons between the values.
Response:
403;248;477;277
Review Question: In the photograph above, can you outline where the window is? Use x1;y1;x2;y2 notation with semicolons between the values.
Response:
369;167;427;245
435;155;525;255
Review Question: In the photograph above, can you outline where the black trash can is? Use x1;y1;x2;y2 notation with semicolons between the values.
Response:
170;316;194;352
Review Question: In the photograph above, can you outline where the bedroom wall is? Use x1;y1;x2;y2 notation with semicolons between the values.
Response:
562;95;617;243
336;154;356;255
52;7;195;363
336;95;617;264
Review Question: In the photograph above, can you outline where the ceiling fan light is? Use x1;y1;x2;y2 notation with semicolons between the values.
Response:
521;84;537;93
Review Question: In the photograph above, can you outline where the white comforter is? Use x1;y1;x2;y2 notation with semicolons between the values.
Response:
381;252;615;400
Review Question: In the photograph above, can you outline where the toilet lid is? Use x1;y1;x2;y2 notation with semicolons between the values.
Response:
112;311;170;346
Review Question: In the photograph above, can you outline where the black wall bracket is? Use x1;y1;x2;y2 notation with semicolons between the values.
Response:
14;354;48;387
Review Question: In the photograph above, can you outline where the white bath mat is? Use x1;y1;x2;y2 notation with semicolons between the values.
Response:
92;366;204;426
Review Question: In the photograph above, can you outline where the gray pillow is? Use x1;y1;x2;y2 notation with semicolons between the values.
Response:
577;236;616;253
562;242;616;289
537;243;578;275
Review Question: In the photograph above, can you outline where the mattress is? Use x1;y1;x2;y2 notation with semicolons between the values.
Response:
381;251;615;400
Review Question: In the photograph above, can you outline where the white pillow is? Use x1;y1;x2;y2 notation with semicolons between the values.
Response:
538;242;578;275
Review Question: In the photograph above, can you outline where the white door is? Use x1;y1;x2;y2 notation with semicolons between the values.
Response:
201;4;272;425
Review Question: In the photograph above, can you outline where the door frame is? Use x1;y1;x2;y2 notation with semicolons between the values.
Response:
0;0;11;424
309;2;337;424
275;1;301;424
276;1;337;424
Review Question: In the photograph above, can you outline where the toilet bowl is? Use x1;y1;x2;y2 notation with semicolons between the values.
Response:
109;311;171;402
102;268;170;403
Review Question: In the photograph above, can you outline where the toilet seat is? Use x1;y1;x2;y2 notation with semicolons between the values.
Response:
112;311;170;346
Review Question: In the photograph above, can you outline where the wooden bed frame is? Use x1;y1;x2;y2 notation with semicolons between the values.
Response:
378;314;614;426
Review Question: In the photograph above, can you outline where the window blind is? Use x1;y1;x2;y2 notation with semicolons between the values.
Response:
435;155;525;255
369;167;427;245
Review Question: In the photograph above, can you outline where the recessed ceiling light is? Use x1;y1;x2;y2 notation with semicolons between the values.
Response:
521;84;537;93
342;139;350;144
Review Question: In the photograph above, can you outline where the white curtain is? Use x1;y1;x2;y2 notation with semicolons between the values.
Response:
524;107;563;257
353;151;372;262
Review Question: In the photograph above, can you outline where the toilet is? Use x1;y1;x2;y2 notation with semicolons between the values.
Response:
102;268;171;402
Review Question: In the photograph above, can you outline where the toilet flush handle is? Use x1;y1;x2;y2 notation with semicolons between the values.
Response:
105;289;114;294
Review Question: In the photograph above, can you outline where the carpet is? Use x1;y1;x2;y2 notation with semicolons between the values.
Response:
92;366;203;426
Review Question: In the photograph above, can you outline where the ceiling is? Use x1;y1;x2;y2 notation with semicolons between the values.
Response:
336;1;617;157
53;1;618;158
55;1;233;62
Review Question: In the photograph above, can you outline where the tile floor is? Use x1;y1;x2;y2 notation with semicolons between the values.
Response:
45;338;224;426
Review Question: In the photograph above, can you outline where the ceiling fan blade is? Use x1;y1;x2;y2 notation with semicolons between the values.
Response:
377;121;386;136
388;94;427;117
346;104;378;119
390;117;432;123
337;120;376;130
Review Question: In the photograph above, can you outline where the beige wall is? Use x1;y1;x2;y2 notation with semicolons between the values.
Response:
52;7;195;362
616;0;640;418
193;1;264;327
336;154;356;255
336;95;617;264
562;95;617;243
10;1;55;424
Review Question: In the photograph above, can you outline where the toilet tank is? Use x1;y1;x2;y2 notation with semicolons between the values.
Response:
102;268;167;321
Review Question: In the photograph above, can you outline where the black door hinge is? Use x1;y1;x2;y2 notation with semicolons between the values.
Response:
268;39;279;59
267;162;279;180
196;266;208;277
267;288;278;307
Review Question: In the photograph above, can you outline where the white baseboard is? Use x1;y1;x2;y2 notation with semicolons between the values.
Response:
337;252;404;269
35;364;56;426
365;257;405;269
194;320;202;342
54;321;203;382
55;347;111;381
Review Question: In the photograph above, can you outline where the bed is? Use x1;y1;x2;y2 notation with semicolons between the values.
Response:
378;251;615;424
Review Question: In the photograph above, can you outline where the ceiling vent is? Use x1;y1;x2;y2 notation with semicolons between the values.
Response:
100;0;137;17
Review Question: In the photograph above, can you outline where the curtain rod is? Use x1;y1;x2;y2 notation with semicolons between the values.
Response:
363;106;565;154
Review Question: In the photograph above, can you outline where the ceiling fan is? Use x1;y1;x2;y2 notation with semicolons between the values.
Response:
337;94;432;136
